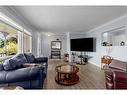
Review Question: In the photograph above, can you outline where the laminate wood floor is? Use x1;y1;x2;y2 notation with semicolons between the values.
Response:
43;59;106;89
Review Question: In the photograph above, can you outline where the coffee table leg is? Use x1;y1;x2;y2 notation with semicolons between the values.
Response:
58;72;59;81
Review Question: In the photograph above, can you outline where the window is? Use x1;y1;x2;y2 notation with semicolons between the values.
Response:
0;12;32;59
0;21;19;57
23;33;31;53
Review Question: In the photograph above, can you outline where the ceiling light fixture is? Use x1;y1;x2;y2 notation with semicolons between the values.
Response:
47;34;51;36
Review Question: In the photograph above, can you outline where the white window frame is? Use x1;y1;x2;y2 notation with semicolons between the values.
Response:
0;12;32;60
23;30;32;53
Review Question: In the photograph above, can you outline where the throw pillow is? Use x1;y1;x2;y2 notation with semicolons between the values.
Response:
24;53;35;63
3;59;22;71
12;53;28;64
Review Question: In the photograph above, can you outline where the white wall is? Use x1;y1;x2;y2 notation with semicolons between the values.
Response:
70;33;86;39
31;32;38;56
66;32;71;62
40;33;67;57
85;15;127;67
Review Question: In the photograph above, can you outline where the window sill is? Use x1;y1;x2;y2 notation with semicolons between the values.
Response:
0;55;14;61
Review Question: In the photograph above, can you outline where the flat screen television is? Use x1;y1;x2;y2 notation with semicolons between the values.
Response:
70;38;95;52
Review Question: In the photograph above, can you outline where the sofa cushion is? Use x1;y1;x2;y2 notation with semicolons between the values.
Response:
0;67;40;83
0;64;4;71
3;59;22;71
6;67;40;83
35;57;48;63
24;53;35;63
109;59;127;72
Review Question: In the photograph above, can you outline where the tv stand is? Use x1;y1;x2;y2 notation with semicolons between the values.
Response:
77;52;91;65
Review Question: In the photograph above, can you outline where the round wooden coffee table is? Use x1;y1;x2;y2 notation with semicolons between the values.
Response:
55;64;79;85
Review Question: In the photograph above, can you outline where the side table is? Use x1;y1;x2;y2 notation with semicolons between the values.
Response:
101;56;112;69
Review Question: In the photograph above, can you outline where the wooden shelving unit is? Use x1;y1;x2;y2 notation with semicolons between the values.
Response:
51;50;61;59
51;41;61;59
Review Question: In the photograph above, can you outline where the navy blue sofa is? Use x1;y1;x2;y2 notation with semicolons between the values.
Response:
0;53;48;89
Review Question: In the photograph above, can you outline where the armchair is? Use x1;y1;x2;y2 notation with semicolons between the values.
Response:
105;59;127;89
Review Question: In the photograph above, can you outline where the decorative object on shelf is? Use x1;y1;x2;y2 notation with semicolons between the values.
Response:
102;42;112;46
102;42;108;46
120;41;125;46
56;38;59;41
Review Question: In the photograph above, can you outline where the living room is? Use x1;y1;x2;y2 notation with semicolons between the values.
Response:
0;4;127;91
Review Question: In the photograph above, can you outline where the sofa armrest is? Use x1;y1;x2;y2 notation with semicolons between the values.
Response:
113;71;127;83
34;57;48;63
105;70;113;82
5;67;40;83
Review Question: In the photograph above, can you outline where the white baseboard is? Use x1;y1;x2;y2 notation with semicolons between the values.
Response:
88;60;100;68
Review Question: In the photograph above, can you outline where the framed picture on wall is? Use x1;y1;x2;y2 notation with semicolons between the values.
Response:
51;41;61;50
